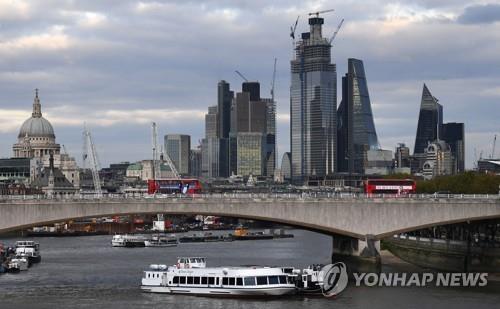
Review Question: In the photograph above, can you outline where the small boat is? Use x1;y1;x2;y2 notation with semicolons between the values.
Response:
145;235;178;247
15;241;41;264
296;264;325;294
141;257;296;297
232;227;274;241
10;256;29;271
112;234;146;247
6;261;21;273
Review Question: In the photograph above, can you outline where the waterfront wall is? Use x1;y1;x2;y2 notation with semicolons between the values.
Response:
385;235;500;272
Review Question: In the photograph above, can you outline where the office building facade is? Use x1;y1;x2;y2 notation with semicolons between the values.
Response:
164;134;191;175
290;17;337;183
337;58;379;174
442;122;465;173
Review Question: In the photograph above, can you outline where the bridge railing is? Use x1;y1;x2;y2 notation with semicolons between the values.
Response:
0;192;499;203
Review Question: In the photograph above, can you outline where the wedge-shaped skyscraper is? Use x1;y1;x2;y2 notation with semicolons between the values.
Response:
414;84;443;155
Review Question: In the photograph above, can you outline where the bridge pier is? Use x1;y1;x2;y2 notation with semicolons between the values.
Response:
331;234;381;274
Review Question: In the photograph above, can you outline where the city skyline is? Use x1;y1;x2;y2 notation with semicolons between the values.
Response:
1;1;499;168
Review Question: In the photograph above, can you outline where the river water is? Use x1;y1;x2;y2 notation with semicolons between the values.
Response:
1;230;499;309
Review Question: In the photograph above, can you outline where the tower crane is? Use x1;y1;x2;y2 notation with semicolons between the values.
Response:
492;134;497;159
308;9;334;17
329;18;344;45
152;122;180;179
82;124;102;198
270;58;278;170
270;58;277;101
234;70;248;82
151;122;160;180
289;15;299;40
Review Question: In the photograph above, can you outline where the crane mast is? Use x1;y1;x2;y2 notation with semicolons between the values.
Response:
82;124;102;198
492;134;497;159
152;122;180;179
151;122;160;179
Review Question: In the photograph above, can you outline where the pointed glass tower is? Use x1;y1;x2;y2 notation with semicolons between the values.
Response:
414;84;443;155
336;58;379;173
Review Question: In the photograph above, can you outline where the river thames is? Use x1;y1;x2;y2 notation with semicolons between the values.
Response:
1;230;499;308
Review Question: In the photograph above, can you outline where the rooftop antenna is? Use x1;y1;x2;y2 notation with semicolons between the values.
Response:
234;70;248;82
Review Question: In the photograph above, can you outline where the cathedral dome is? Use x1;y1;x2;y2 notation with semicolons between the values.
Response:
17;89;55;139
18;116;55;139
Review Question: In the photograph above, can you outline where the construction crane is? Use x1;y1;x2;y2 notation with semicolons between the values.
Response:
308;9;334;17
151;122;160;180
492;134;497;159
329;18;344;45
289;15;299;40
152;122;180;179
82;124;102;198
270;58;277;101
234;70;248;82
270;58;278;170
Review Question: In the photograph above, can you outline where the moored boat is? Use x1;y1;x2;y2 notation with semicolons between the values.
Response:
145;234;178;247
112;234;146;247
140;257;296;297
15;241;41;264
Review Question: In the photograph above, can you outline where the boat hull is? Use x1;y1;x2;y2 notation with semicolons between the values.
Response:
141;285;296;297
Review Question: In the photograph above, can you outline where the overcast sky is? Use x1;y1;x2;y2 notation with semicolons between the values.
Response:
1;0;499;169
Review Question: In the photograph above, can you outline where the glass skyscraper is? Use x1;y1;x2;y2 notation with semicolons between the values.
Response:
414;84;443;155
290;17;336;183
337;58;379;174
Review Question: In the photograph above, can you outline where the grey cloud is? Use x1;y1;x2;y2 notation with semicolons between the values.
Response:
457;4;500;24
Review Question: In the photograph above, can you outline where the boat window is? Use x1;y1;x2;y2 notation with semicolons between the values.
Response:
179;277;186;284
287;277;293;284
268;276;279;285
194;277;200;284
236;278;243;286
208;277;215;285
147;273;150;278
279;276;287;284
201;277;208;285
229;278;235;285
173;276;179;284
216;277;219;285
256;276;268;285
244;277;256;286
222;277;229;285
187;277;193;284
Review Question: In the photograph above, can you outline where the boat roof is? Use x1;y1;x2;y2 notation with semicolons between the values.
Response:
146;266;288;276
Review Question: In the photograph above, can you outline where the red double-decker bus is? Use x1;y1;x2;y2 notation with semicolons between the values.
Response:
364;179;416;194
147;178;202;195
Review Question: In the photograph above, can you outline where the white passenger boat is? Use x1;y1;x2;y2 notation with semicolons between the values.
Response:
15;241;41;264
112;234;146;247
141;257;296;297
145;234;178;247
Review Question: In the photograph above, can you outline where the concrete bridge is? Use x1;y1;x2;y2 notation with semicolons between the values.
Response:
1;194;499;272
1;195;499;239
